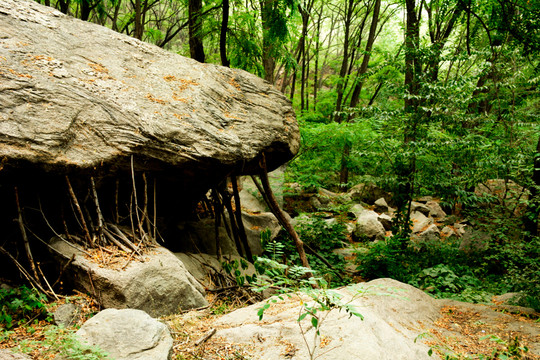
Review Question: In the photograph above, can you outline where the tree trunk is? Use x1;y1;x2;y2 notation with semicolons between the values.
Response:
338;0;381;189
134;0;143;40
220;0;230;67
257;154;312;276
189;0;206;62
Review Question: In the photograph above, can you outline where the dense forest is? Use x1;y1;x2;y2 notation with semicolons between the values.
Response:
29;0;539;308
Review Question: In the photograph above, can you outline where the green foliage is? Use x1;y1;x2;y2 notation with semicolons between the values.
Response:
222;257;259;287
439;334;530;360
12;325;109;359
255;270;363;360
262;214;349;286
0;286;48;330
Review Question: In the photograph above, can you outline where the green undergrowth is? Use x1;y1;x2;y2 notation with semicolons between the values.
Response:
355;229;540;310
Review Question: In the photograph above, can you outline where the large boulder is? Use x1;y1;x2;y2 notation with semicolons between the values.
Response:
354;210;386;241
214;278;439;360
474;179;529;216
410;211;434;233
49;239;208;317
348;183;389;205
77;309;173;360
0;0;299;249
0;0;298;176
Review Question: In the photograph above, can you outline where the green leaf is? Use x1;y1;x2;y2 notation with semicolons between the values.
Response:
311;317;318;328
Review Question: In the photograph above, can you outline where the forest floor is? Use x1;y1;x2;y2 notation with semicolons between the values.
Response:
4;288;538;360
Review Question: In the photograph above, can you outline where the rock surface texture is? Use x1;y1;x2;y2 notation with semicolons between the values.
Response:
0;0;298;174
50;240;208;317
77;309;173;360
214;278;438;360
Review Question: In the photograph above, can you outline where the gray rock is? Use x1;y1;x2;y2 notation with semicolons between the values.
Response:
425;200;447;220
176;253;256;287
176;219;240;256
378;213;393;230
53;303;81;327
0;349;32;360
50;240;207;317
239;184;268;213
493;292;524;305
416;224;440;242
242;211;281;256
347;183;389;204
411;201;431;216
0;0;298;213
410;211;434;233
309;196;324;210
347;204;366;218
214;278;439;360
317;188;352;205
355;210;386;241
416;196;433;203
374;197;389;213
453;223;467;237
459;229;491;253
77;309;173;360
474;179;529;216
441;226;457;238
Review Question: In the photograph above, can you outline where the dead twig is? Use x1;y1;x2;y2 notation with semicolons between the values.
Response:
66;175;93;247
90;177;105;244
14;186;40;283
194;328;217;347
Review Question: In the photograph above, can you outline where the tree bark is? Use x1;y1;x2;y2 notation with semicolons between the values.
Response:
257;154;312;275
220;0;230;67
189;0;206;62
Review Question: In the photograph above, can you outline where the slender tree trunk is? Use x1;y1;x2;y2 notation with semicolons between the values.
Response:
220;0;230;67
396;0;422;230
338;0;381;188
313;9;321;111
257;154;312;275
134;0;143;39
260;0;276;83
333;0;355;123
189;0;206;62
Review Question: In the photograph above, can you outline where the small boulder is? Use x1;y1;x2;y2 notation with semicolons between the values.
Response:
459;229;491;253
347;183;389;205
77;309;173;360
50;240;207;317
411;201;431;216
347;204;366;219
425;200;447;220
410;211;433;233
378;213;393;230
441;226;457;239
355;210;386;241
241;211;281;256
416;196;433;203
373;198;389;214
416;224;440;242
0;349;32;360
53;303;81;327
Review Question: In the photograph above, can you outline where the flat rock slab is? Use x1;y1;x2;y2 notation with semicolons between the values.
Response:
77;308;173;360
0;0;298;175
